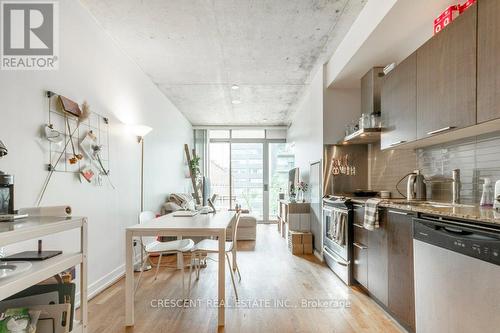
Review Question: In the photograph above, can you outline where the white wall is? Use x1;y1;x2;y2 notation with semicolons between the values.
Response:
323;88;361;144
0;0;192;299
287;68;324;184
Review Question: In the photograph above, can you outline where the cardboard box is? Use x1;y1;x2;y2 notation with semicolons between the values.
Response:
288;230;313;255
291;243;304;255
459;0;476;13
303;243;313;254
302;232;313;244
288;230;303;244
434;5;460;35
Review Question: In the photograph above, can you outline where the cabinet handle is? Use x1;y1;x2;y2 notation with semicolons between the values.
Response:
353;223;365;229
353;242;368;250
389;140;407;147
427;126;456;136
388;210;410;216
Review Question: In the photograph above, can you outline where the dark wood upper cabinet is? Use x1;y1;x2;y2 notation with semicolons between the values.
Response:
361;67;384;115
477;0;500;123
387;209;416;332
380;53;417;150
416;4;477;139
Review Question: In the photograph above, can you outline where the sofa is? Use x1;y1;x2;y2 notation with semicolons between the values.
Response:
160;193;257;241
226;213;257;241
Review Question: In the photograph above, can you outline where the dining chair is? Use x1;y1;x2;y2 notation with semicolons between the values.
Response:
135;211;194;296
188;211;242;299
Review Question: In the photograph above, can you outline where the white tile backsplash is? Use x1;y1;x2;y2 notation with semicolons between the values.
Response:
368;131;500;203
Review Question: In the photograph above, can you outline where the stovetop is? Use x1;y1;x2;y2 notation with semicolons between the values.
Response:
323;195;353;208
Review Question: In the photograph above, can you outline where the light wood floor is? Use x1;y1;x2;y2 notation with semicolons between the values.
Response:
86;225;403;333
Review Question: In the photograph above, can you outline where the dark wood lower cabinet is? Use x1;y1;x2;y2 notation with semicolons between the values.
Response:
386;209;416;332
367;215;388;306
353;204;368;289
353;207;415;332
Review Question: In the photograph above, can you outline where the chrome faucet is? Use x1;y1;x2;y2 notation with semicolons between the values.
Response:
452;169;461;204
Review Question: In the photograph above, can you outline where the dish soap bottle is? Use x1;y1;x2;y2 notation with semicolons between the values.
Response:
480;178;494;207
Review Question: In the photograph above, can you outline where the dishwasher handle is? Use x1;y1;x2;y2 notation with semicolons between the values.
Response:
414;217;500;242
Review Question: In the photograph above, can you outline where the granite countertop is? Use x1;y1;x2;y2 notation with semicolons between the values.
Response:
342;195;500;227
380;200;500;227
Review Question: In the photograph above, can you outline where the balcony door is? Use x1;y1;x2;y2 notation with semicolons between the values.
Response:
231;143;264;220
208;130;292;222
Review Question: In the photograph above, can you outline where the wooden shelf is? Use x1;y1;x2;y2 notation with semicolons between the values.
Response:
342;128;382;144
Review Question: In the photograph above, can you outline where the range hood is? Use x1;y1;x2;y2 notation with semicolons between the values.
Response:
341;128;382;145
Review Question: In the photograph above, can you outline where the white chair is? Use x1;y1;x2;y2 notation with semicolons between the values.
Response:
135;211;194;296
188;212;242;299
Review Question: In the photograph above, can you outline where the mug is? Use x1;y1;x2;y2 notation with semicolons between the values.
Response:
379;191;391;199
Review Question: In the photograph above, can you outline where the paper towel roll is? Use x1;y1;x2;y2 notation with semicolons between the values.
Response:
18;206;72;217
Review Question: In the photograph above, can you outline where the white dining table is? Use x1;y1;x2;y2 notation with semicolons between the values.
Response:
125;210;235;328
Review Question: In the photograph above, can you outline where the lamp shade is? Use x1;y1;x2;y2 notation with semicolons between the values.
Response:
130;125;153;138
0;140;7;158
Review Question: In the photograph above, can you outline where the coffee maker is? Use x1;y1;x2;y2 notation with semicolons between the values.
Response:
0;140;14;214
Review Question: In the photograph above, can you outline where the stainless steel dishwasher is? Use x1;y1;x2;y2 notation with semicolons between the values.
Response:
413;215;500;333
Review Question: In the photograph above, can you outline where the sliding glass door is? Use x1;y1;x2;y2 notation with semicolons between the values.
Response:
209;142;231;210
231;143;264;220
208;130;293;222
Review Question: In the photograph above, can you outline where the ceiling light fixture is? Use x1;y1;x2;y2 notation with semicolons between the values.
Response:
231;85;239;90
232;100;241;105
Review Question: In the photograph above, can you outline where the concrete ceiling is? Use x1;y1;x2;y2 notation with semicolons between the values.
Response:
80;0;366;126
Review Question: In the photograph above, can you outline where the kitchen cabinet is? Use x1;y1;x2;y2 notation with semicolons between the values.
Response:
352;204;415;331
380;53;417;150
387;209;416;332
367;212;388;306
361;67;384;115
477;0;500;123
352;204;368;289
416;3;477;139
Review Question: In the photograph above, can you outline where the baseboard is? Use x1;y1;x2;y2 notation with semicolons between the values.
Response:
75;253;142;308
75;264;126;308
314;249;323;262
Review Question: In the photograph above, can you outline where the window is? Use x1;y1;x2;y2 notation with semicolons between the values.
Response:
231;130;265;139
210;130;230;139
206;128;292;222
209;142;231;210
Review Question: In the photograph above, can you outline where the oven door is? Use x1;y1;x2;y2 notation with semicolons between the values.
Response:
322;206;349;260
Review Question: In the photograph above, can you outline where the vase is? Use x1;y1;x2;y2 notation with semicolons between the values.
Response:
297;190;304;202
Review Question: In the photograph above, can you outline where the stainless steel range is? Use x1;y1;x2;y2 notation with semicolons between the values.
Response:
322;195;353;285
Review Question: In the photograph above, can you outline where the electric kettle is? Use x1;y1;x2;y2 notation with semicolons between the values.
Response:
407;170;426;200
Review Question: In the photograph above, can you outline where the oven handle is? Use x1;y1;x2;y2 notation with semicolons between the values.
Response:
323;207;349;214
323;246;349;266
